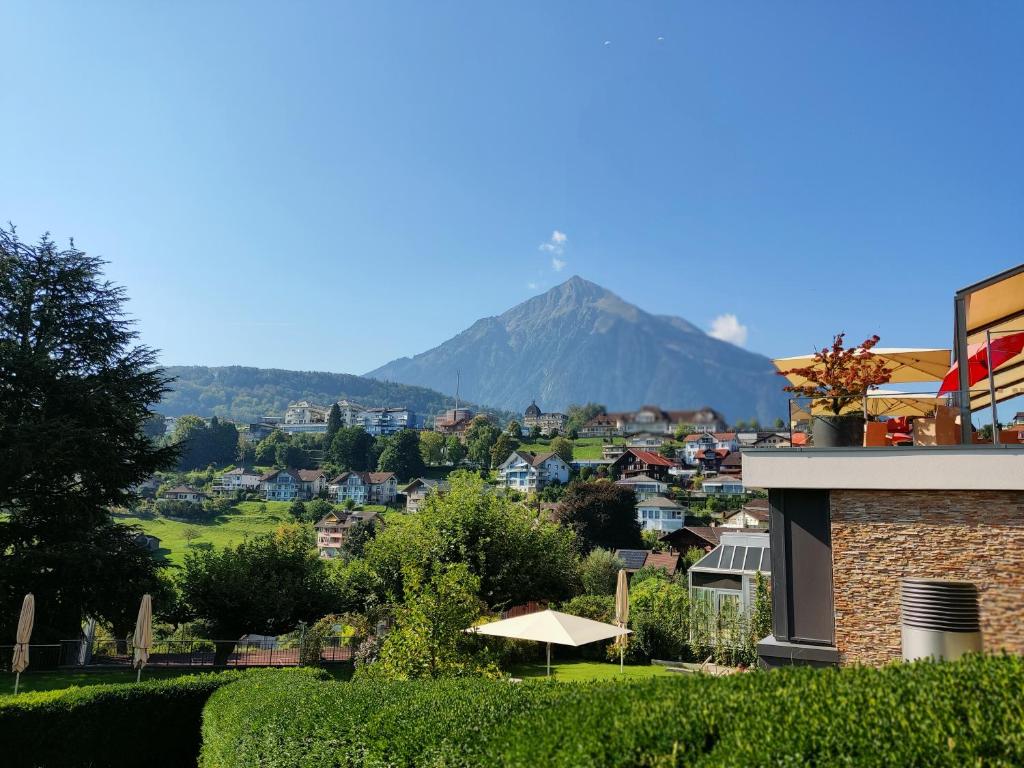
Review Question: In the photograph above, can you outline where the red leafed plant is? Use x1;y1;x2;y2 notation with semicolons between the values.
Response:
778;333;893;416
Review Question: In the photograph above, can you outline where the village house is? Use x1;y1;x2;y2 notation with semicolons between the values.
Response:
626;432;667;449
578;413;618;438
613;548;681;576
159;485;208;504
212;467;262;495
702;476;745;495
614;473;670;501
359;407;415;436
434;407;475;437
610;448;675;482
601;443;626;460
522;401;568;436
635;496;685;532
402;478;449;512
328;471;399;506
682;432;740;465
259;468;327;501
721;498;769;528
592;405;728;436
314;510;382;558
496;450;571;492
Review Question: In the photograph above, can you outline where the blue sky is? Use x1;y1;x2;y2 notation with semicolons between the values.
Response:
2;2;1022;376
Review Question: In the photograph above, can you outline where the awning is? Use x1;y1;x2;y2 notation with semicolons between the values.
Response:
773;348;950;387
955;265;1024;412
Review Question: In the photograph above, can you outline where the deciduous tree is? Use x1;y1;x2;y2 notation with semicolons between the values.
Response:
376;429;425;481
556;481;643;552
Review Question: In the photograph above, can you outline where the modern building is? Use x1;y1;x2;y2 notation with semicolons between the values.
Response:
688;530;771;642
635;496;685;532
702;477;745;495
259;468;327;501
746;264;1024;669
522;401;568;436
159;485;207;504
359;407;415;436
212;467;262;494
496;450;571;492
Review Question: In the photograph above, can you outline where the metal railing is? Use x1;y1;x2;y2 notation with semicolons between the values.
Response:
2;638;360;671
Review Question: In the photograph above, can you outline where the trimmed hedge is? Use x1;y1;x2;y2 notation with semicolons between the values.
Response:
0;668;324;768
200;654;1024;767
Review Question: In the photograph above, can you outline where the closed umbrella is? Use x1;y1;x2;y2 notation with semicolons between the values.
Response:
11;593;34;694
614;569;629;672
466;609;630;677
132;594;153;682
937;332;1024;396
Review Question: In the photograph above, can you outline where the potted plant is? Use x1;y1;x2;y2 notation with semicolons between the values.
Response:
777;333;892;447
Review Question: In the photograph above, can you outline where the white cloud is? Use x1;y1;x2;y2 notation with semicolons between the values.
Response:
550;230;567;245
527;281;540;291
539;230;568;271
551;257;566;272
709;313;748;346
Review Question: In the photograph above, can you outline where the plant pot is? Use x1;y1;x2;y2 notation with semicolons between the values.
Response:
811;414;865;448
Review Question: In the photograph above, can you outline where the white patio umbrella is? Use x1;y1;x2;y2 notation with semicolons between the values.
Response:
466;609;630;677
132;594;153;682
773;348;950;386
614;570;629;673
11;593;34;694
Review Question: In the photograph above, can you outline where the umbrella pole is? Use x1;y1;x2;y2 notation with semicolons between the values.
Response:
620;643;623;673
136;666;141;683
546;642;551;678
987;331;1000;446
14;672;19;695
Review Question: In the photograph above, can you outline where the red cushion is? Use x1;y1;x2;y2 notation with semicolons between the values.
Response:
887;417;911;433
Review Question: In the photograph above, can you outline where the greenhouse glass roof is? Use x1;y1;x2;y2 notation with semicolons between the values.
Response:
690;532;770;575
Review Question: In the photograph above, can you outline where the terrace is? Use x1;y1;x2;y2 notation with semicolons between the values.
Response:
747;265;1024;669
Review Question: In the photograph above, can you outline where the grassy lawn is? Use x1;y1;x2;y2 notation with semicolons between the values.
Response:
114;500;295;564
507;660;674;682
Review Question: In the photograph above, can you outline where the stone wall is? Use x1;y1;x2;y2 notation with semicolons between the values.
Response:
830;490;1024;666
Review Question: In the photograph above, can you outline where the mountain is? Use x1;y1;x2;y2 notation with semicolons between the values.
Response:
365;276;786;424
158;366;504;423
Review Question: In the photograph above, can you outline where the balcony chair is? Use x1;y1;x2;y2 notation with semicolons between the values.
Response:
886;417;913;446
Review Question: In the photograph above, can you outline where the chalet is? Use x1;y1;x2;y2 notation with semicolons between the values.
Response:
160;485;207;504
719;451;743;475
682;432;740;465
579;413;618;438
259;469;326;501
722;498;769;529
610;448;675;482
496;450;571;492
614;474;670;501
750;433;792;449
695;448;730;473
635;496;685;532
327;471;399;506
366;472;399;504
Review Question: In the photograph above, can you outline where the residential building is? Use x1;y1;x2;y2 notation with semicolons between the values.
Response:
750;433;792;449
744;263;1024;669
614;474;670;501
434;407;474;436
133;533;162;552
718;452;743;475
212;467;262;495
359;407;415;436
626;432;667;449
523;401;568;436
695;448;730;473
610;448;675;482
613;549;681;576
721;499;769;529
402;478;449;512
160;485;207;504
702;477;745;495
315;510;382;558
259;468;326;501
601;443;626;460
635;496;685;532
496;450;571;492
579;413;618;438
284;401;330;426
1011;411;1024;427
327;471;399;505
682;433;739;465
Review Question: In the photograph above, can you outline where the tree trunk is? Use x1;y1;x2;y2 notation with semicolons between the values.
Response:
213;641;237;667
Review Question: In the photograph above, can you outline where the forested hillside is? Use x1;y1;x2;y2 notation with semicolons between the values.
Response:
159;366;501;422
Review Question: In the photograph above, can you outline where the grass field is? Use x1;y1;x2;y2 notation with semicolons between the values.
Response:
114;501;391;565
507;660;674;681
516;436;626;460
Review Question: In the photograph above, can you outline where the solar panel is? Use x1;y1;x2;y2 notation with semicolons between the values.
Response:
744;547;762;571
695;547;721;569
616;549;648;570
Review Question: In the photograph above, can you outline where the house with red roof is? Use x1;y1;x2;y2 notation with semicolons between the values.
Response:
610;448;676;482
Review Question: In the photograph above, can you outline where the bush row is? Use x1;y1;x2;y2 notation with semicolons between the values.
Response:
200;654;1024;767
0;668;323;768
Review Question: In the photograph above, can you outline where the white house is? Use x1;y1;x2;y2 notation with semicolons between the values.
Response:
635;496;685;532
682;432;740;465
402;478;449;512
160;485;207;504
626;432;667;449
259;469;326;501
614;474;670;501
328;471;399;505
359;407;414;436
496;450;571;492
702;477;746;495
213;467;262;494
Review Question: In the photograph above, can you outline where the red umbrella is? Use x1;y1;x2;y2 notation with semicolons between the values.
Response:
937;331;1024;395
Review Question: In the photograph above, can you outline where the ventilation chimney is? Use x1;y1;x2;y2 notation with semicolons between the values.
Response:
901;579;982;662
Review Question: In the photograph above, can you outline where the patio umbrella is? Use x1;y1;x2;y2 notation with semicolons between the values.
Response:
792;390;948;419
132;594;153;682
11;593;34;695
614;569;629;672
466;609;630;677
774;348;950;386
937;332;1024;396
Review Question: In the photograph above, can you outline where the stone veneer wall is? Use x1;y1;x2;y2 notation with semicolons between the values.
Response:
830;489;1024;666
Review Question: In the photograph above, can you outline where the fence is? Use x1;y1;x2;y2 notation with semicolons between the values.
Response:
1;638;359;671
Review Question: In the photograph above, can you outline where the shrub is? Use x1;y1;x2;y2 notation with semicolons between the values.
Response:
579;548;624;595
199;654;1024;767
0;670;245;768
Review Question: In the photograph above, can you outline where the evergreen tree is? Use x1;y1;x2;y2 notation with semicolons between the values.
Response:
331;426;374;471
0;227;177;639
325;403;342;444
